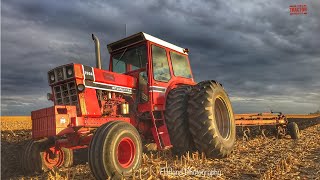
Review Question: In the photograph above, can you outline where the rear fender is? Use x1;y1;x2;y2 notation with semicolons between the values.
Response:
163;80;195;110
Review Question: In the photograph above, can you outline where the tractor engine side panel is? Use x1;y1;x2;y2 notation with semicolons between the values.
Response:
82;65;136;90
79;87;101;117
78;65;137;117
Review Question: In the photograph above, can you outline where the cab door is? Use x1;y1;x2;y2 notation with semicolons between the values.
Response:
149;44;172;109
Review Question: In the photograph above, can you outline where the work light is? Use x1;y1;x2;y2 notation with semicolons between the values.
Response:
77;84;85;92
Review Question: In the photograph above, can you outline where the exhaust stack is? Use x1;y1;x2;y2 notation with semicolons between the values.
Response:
92;34;102;69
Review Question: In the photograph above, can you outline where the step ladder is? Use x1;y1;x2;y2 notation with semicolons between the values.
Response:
150;110;172;149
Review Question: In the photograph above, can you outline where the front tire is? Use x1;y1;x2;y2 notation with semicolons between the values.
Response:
88;121;142;180
41;147;73;170
21;140;73;174
188;80;236;158
165;85;194;155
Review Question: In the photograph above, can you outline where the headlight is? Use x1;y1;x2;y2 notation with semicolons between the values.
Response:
67;69;73;75
48;71;55;84
50;74;55;81
77;84;85;92
66;65;74;78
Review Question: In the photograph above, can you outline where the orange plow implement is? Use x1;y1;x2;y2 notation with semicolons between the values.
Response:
235;112;302;140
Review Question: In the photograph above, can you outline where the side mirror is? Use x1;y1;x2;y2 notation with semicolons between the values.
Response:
47;93;54;101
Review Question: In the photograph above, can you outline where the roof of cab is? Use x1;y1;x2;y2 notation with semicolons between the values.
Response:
107;32;187;55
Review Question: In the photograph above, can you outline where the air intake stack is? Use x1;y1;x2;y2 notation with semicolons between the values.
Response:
92;34;102;69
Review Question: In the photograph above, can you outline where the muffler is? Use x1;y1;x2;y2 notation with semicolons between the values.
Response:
92;34;102;69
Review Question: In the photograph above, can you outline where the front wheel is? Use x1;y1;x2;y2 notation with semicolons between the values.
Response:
21;140;73;174
188;80;236;158
41;147;73;170
88;121;142;180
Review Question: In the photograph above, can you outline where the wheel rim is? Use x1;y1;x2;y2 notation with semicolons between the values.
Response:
43;147;64;169
214;97;231;139
117;137;136;168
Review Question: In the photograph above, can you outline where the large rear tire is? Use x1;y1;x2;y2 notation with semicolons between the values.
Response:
188;80;236;158
165;85;194;155
88;121;142;180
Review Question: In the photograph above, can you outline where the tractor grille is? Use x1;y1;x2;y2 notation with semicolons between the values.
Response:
54;81;79;112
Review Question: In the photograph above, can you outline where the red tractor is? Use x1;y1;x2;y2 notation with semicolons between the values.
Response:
22;32;236;179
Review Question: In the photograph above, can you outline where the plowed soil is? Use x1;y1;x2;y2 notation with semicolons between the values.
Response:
1;117;319;180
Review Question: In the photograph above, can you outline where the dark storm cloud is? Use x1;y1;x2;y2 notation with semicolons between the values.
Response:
1;0;320;115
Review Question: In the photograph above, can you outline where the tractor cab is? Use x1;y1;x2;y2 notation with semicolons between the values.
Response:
107;32;195;112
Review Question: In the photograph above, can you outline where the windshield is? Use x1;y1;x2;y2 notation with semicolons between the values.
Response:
112;45;147;73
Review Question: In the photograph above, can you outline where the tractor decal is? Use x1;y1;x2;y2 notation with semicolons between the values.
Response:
82;65;135;94
149;86;166;93
84;80;134;94
83;65;95;81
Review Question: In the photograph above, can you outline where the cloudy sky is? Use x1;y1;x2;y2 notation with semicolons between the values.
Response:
1;0;320;115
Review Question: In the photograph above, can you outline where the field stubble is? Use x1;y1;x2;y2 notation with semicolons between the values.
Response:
1;116;319;179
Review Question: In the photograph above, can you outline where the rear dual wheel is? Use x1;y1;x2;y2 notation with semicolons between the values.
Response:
88;121;142;180
21;140;73;174
165;85;195;155
188;80;236;158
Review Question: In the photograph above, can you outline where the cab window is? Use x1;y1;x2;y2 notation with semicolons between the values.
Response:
152;45;171;82
112;45;147;73
170;51;192;78
112;59;126;73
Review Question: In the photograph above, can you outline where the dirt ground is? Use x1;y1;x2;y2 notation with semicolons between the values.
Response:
1;117;319;180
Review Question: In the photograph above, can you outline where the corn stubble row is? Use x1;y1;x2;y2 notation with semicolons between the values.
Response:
1;117;319;179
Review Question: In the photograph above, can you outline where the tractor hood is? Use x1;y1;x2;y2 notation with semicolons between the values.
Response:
81;64;137;94
48;63;137;95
